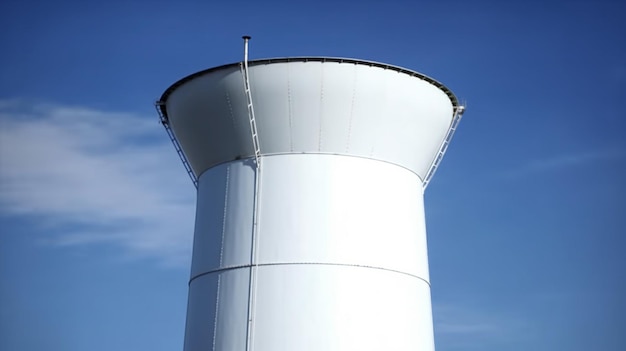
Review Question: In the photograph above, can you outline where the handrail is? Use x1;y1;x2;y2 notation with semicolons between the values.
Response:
422;104;465;190
155;101;198;188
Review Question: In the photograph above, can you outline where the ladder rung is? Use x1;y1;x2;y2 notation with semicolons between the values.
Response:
241;58;261;170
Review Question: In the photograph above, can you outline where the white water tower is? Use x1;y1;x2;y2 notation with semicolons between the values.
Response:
156;38;465;351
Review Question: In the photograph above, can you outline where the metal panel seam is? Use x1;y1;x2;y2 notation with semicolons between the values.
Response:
195;153;425;185
318;64;324;152
345;63;357;153
369;66;389;157
287;62;294;152
211;274;221;351
225;91;236;130
189;262;431;287
211;164;229;351
218;166;230;267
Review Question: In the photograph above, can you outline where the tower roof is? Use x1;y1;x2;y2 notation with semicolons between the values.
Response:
158;57;460;181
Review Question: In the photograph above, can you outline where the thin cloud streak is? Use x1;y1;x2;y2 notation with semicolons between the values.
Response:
433;302;527;350
434;303;500;335
499;147;625;179
0;100;196;266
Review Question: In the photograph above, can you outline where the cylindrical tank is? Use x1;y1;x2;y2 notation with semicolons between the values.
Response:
158;57;462;351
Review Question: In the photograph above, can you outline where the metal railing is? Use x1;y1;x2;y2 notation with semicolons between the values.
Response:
155;101;198;188
422;104;465;190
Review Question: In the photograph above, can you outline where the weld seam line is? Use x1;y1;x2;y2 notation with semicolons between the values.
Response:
189;262;430;287
211;274;221;351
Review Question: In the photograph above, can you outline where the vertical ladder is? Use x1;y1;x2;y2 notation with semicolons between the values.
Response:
422;104;465;190
155;102;198;188
241;36;261;166
241;36;262;351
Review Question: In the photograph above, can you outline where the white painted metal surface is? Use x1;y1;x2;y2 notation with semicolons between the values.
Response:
186;155;432;351
163;59;456;182
159;57;463;351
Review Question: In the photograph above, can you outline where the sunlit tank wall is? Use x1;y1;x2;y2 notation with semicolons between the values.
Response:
161;58;457;351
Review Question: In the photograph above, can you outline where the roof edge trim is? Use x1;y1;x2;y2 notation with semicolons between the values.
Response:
157;57;460;119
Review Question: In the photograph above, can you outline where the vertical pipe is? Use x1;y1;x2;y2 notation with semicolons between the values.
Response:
243;36;251;64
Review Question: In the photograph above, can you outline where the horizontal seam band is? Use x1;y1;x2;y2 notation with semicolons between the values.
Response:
189;262;430;287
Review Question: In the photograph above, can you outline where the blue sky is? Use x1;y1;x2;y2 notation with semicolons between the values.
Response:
1;0;624;350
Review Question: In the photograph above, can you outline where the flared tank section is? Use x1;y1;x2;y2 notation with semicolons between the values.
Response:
158;57;464;351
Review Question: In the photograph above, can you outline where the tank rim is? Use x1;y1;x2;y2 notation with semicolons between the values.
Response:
157;57;460;119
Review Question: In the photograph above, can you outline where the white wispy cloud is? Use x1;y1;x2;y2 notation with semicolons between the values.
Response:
434;303;499;334
0;100;196;266
433;302;525;350
500;147;625;179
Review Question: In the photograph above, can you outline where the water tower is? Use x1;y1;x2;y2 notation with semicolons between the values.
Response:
156;37;465;351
